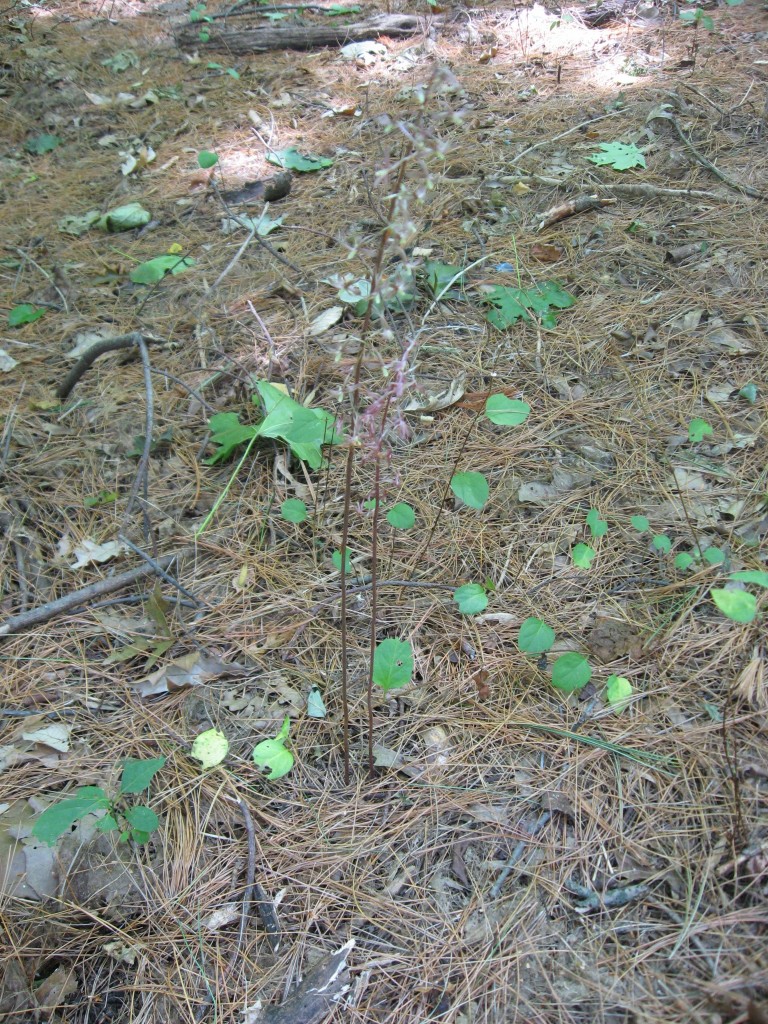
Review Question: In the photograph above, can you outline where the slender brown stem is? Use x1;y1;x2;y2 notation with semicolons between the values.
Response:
368;454;382;777
339;440;355;786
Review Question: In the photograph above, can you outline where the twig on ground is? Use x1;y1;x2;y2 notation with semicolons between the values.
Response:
14;247;69;312
509;110;624;166
502;172;720;199
149;367;216;415
211;226;256;291
0;549;195;639
117;534;204;606
239;798;282;953
57;332;165;401
123;333;154;535
668;115;766;200
535;194;616;231
212;183;306;278
489;810;552;898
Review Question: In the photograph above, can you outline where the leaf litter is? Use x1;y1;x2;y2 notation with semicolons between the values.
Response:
0;2;767;1022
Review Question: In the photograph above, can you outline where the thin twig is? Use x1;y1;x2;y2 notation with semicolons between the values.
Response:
14;247;69;312
0;549;195;639
117;534;205;606
123;334;154;535
509;110;623;166
212;182;305;277
668;115;766;199
489;810;552;898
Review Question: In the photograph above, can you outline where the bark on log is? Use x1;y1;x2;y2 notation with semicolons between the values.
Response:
175;12;427;53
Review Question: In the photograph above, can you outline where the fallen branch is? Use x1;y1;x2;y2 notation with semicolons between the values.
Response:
535;194;616;231
175;12;429;54
57;332;164;401
668;115;766;200
0;549;195;640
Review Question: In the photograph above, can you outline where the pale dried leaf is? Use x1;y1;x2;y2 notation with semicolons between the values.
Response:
21;723;70;752
0;349;18;373
203;903;241;931
309;306;343;336
70;538;125;569
135;652;242;697
403;376;465;413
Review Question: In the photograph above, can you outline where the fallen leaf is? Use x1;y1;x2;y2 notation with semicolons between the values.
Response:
309;306;343;336
102;940;143;965
135;652;243;697
403;376;466;413
530;243;564;263
0;349;18;372
203;903;240;931
70;538;125;569
21;723;71;752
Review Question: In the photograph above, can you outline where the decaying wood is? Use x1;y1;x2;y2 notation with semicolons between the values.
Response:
175;12;428;53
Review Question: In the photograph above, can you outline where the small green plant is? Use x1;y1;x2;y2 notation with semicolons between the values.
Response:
266;147;334;173
205;381;341;471
206;62;240;78
198;150;218;169
386;502;415;529
130;254;195;285
585;507;608;538
32;757;165;846
679;6;715;30
518;616;555;654
711;570;768;623
606;674;633;710
572;543;596;569
8;303;45;327
373;638;414;692
450;472;489;509
688;417;713;443
281;498;308;524
453;582;490;615
481;280;575;330
252;717;294;779
25;134;61;155
551;652;592;692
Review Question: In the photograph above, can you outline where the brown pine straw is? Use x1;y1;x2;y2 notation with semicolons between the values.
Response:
1;0;766;1022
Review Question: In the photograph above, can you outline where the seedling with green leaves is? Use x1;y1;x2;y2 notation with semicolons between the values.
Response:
32;757;165;847
480;279;575;330
205;380;341;471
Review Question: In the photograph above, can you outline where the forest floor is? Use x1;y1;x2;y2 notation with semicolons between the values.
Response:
1;0;767;1021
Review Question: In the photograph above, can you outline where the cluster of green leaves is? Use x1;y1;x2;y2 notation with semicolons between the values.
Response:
32;757;165;847
327;259;576;331
679;0;742;30
518;616;632;708
481;280;576;330
207;380;342;471
447;395;530;613
574;494;765;624
191;716;296;780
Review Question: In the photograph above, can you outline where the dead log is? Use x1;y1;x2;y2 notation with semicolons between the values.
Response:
175;12;427;53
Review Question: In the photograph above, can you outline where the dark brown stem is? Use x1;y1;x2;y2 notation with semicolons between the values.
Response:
367;452;382;777
57;332;163;400
338;438;356;787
